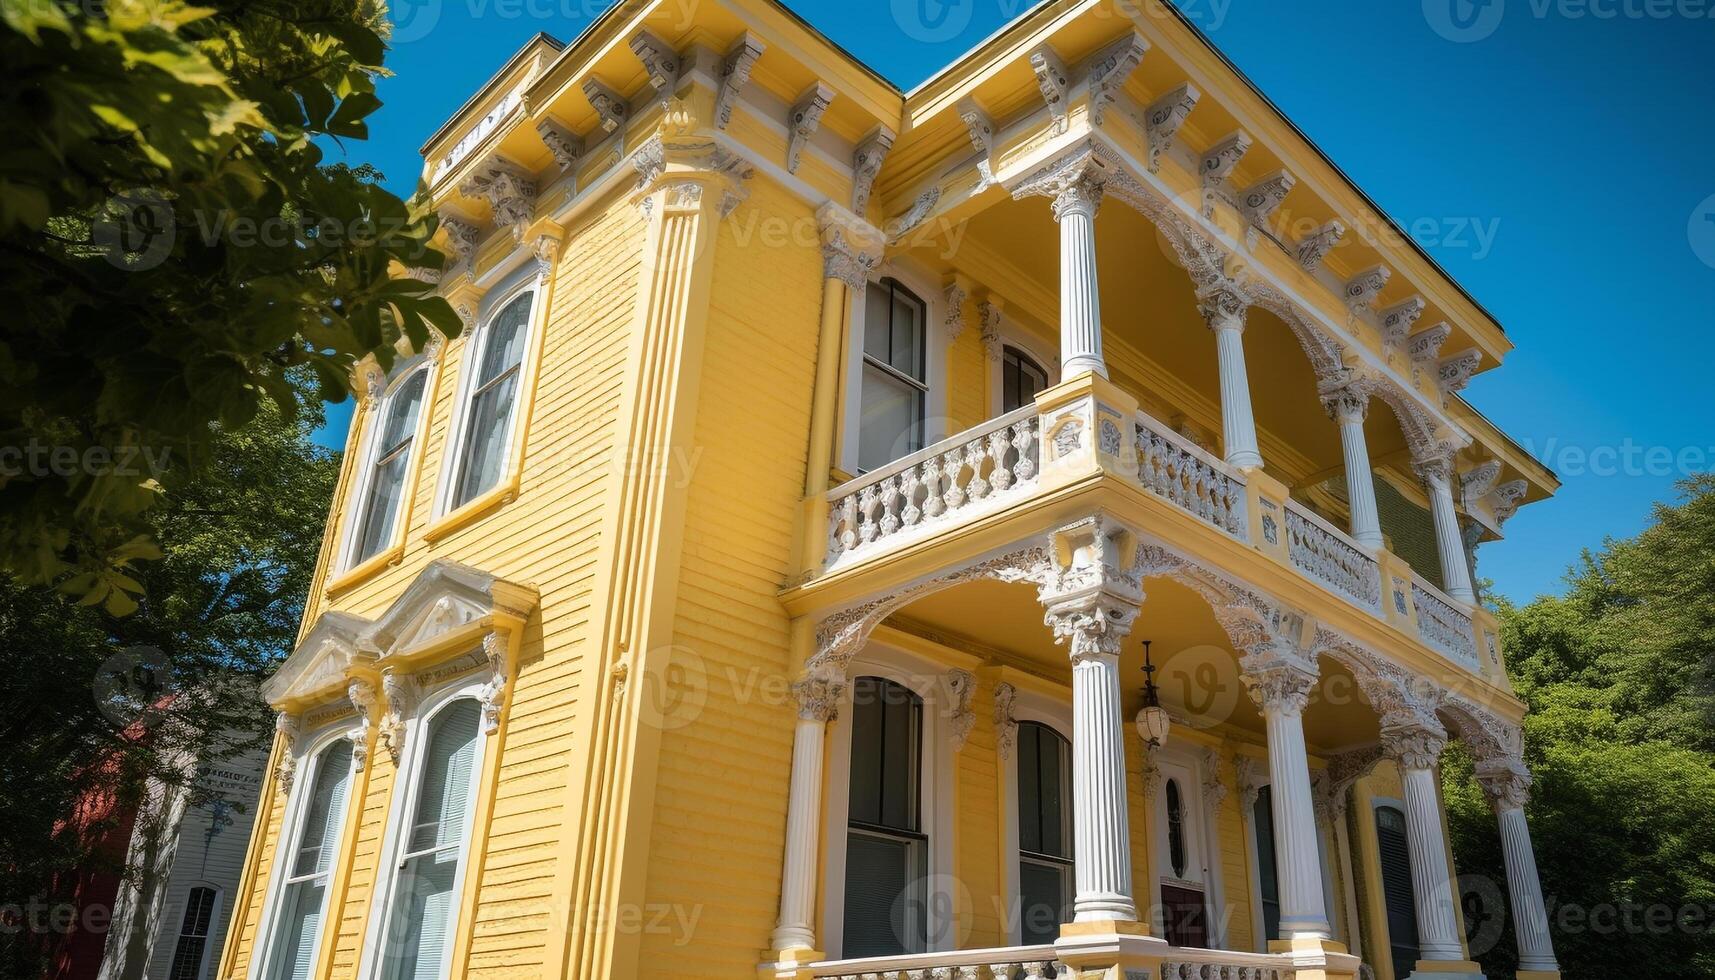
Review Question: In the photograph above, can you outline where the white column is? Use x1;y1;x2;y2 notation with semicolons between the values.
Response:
1039;518;1142;923
1244;660;1333;940
1201;285;1263;470
1323;385;1383;549
1479;763;1559;973
1052;172;1108;379
770;674;842;953
1417;454;1477;603
1384;727;1466;962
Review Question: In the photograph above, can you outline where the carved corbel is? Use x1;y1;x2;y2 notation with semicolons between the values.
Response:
786;82;834;175
1490;479;1528;526
1144;83;1199;172
1233;755;1265;811
1460;460;1503;505
1295;219;1345;272
851;126;895;215
1200;746;1229;817
942;275;971;342
993;682;1019;761
273;713;301;792
944;669;976;751
1238;169;1296;231
439;213;482;269
1029;44;1070;134
581;77;629;135
978;295;1004;362
816;204;884;291
535;117;583;174
1379;296;1427;352
958;98;996;188
1407;321;1452;383
1342;264;1392;314
1437;348;1482;395
1199;131;1252;187
627;30;681;106
714;33;764;130
379;668;419;763
459;159;537;241
529;226;563;278
478;631;513;735
1086;31;1149;127
346;677;377;772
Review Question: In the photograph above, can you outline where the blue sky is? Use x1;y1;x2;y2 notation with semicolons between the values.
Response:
323;0;1715;603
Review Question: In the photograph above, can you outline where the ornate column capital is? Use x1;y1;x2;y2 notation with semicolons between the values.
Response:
816;203;884;290
1196;278;1249;333
1241;658;1318;717
1011;144;1109;220
1382;722;1448;772
631;127;755;219
790;672;844;723
1412;448;1456;487
1475;757;1533;813
1037;515;1144;663
1319;379;1371;424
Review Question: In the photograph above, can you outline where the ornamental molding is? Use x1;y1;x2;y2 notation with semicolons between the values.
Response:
1140;742;1163;802
714;33;764;131
1200;746;1229;816
365;557;537;658
816;204;884;290
1233;755;1265;811
478;631;509;734
993;682;1019;761
1381;723;1447;772
1196;277;1250;334
885;185;942;243
851;127;895;215
1437;348;1483;395
439;214;481;268
581;77;628;135
1342;264;1392;313
1295;220;1345;272
1312;744;1384;823
627;29;681;106
1461;460;1503;503
791;672;844;723
943;278;970;341
1144;83;1199;173
346;677;377;772
1475;756;1533;812
379;667;418;763
944;669;977;751
1408;321;1453;383
1237;169;1296;230
262;611;376;707
1038;515;1147;662
1087;31;1149;127
1029;44;1071;134
1320;379;1371;424
534;118;583;173
274;713;301;792
1199;131;1251;188
1379;296;1426;352
1311;625;1445;733
631;132;755;217
786;81;835;175
459;158;537;240
1490;479;1528;526
979;297;1005;361
959;98;997;188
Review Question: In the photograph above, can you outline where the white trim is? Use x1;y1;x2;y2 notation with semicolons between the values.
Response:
250;724;359;980
338;356;434;572
838;260;951;476
820;642;957;959
357;678;491;980
999;694;1074;946
431;264;544;518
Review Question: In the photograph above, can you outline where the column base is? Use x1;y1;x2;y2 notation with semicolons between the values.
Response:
1407;959;1486;980
1267;936;1363;980
756;946;825;980
1054;921;1167;974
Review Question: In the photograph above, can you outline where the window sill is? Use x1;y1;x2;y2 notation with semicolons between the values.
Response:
324;543;406;597
422;476;520;544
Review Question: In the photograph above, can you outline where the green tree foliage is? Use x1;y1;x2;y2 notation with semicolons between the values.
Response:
0;374;337;979
0;0;459;610
1446;474;1715;977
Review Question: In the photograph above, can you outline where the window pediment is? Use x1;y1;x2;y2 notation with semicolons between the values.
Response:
366;558;537;660
262;611;375;709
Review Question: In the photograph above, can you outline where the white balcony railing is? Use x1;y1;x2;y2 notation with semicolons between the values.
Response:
1134;412;1247;540
825;406;1040;570
806;944;1299;979
1412;575;1479;669
1283;499;1382;613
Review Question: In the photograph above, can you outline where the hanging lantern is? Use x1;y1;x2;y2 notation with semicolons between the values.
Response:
1137;639;1171;749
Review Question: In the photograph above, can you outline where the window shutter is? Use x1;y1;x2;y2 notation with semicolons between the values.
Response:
841;832;917;957
1376;806;1420;979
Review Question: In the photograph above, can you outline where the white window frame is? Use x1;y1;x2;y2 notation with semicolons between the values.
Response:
251;725;358;980
167;883;223;980
986;317;1060;419
432;267;543;519
820;643;957;959
358;676;491;980
999;692;1073;946
338;356;434;572
1240;776;1274;953
839;262;949;476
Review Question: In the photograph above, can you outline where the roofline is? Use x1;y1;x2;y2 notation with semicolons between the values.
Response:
418;31;565;156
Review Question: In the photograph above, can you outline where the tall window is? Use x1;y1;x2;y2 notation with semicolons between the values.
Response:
378;699;482;980
168;886;220;980
350;368;428;565
1253;785;1281;944
449;292;532;509
843;676;925;957
1016;721;1072;944
1161;777;1209;948
858;279;927;472
263;740;353;980
1002;346;1048;413
1376;805;1420;980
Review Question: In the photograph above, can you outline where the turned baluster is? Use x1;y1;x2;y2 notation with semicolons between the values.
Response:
1012;421;1037;483
988;428;1014;491
964;439;991;500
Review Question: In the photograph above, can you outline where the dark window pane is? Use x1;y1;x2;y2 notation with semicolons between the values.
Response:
1002;347;1048;412
1018;858;1070;944
847;682;884;827
843;830;924;956
1377;805;1420;979
848;677;921;833
1254;785;1281;942
1167;778;1187;879
1017;724;1042;854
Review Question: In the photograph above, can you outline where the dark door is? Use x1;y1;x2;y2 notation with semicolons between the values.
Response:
1376;805;1420;979
1161;883;1209;948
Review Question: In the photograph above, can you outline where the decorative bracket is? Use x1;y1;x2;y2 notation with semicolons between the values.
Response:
715;33;765;130
958;98;996;188
787;82;835;175
1086;31;1149;127
942;275;971;341
1407;321;1452;383
1342;264;1392;313
534;118;583;174
627;30;681;105
993;682;1019;761
1379;296;1427;352
1029;44;1070;134
1238;169;1296;230
1199;130;1252;187
979;295;1005;362
459;159;538;241
581;77;628;135
1144;83;1199;172
851;126;895;215
1295;219;1345;272
1437;348;1482;395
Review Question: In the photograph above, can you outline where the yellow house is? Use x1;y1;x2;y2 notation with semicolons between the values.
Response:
216;3;1565;979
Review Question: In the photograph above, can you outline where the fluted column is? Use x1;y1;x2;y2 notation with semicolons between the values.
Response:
1415;454;1477;603
1243;656;1333;940
1200;283;1263;470
1052;170;1108;379
1383;725;1466;962
1039;516;1142;922
1322;384;1383;549
770;674;844;953
1478;762;1559;973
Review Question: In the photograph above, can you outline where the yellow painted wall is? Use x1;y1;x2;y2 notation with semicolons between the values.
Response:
956;673;1005;948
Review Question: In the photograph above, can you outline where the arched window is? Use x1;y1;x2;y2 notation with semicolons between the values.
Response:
1376;804;1420;980
842;676;925;957
1252;785;1281;944
1002;345;1048;413
1016;721;1072;944
348;367;428;566
858;278;928;472
261;739;353;980
168;885;221;980
447;290;533;509
377;698;483;980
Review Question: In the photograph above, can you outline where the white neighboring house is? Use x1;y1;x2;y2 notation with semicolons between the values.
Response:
99;739;267;980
